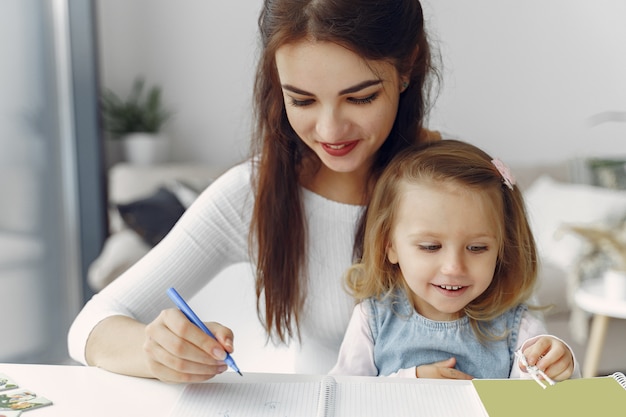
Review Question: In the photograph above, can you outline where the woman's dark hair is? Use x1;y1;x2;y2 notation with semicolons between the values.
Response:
249;0;438;342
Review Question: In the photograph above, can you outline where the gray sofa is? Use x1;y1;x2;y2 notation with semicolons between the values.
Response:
89;160;626;375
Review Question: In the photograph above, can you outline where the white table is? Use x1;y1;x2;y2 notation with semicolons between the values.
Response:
574;278;626;378
1;364;496;417
0;364;325;416
0;363;184;416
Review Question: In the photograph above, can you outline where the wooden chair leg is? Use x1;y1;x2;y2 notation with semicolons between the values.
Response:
583;314;609;378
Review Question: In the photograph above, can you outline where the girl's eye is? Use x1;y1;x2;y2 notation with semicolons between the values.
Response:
419;244;441;252
468;245;488;253
289;97;314;107
348;93;378;105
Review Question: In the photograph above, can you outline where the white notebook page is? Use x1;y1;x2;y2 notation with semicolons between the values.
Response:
171;381;320;417
168;373;487;417
334;380;485;416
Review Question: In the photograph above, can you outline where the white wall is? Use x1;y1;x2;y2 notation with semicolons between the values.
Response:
96;0;626;166
96;0;262;167
422;1;626;163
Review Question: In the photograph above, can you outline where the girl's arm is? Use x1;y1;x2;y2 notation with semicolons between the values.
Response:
328;303;471;379
329;303;379;376
511;310;582;380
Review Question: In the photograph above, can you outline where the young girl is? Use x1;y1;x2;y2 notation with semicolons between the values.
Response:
330;140;580;380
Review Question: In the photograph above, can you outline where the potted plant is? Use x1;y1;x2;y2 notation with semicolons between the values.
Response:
100;77;172;165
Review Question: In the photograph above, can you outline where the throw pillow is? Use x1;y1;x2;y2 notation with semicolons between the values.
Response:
117;186;186;247
87;228;151;291
164;178;204;208
524;175;626;270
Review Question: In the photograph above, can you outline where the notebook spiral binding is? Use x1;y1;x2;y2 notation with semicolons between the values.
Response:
316;376;337;417
612;372;626;390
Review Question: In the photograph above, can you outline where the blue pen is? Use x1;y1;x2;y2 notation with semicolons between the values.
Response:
167;287;242;376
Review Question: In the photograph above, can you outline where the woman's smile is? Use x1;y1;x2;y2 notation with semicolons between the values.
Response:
321;140;360;157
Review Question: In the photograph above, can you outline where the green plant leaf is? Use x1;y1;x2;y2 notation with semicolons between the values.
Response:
100;76;172;137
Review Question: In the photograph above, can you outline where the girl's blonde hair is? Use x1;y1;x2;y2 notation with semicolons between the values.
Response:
347;139;538;339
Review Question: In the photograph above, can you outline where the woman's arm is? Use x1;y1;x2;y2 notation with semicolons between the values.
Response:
68;163;253;380
85;313;234;382
85;315;151;377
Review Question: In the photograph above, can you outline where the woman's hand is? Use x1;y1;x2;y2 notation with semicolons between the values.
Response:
519;336;574;382
143;308;235;382
415;357;474;380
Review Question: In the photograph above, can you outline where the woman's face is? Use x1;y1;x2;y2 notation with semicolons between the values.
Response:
275;40;405;177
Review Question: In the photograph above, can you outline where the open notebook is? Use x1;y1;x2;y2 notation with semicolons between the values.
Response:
168;372;626;417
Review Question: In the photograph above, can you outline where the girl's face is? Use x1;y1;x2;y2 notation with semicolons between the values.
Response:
386;180;502;321
275;40;405;178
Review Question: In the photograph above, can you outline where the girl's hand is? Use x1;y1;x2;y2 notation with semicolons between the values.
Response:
415;357;474;380
143;308;235;382
519;336;574;381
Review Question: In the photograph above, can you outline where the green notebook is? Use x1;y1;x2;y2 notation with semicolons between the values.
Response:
473;372;626;417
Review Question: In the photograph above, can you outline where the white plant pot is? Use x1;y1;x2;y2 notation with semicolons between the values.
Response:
121;132;169;165
604;269;626;301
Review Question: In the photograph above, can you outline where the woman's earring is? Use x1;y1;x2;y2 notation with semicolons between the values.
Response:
401;81;409;91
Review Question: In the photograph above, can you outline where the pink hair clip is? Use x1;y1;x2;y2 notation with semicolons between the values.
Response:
491;158;516;190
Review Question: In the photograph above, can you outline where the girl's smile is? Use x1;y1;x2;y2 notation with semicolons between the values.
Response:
433;284;467;294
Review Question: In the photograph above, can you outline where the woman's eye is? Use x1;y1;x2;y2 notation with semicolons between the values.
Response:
348;93;378;105
289;97;314;107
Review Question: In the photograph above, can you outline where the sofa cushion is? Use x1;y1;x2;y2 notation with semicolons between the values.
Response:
533;260;570;315
108;163;222;204
116;186;186;247
87;229;150;291
165;179;203;208
88;163;225;291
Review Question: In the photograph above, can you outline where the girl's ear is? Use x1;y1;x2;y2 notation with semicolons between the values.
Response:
386;243;399;264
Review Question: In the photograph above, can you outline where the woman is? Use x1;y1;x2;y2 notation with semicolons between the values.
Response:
68;0;440;382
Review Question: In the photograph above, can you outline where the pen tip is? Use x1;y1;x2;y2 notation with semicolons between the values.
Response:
237;371;243;376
